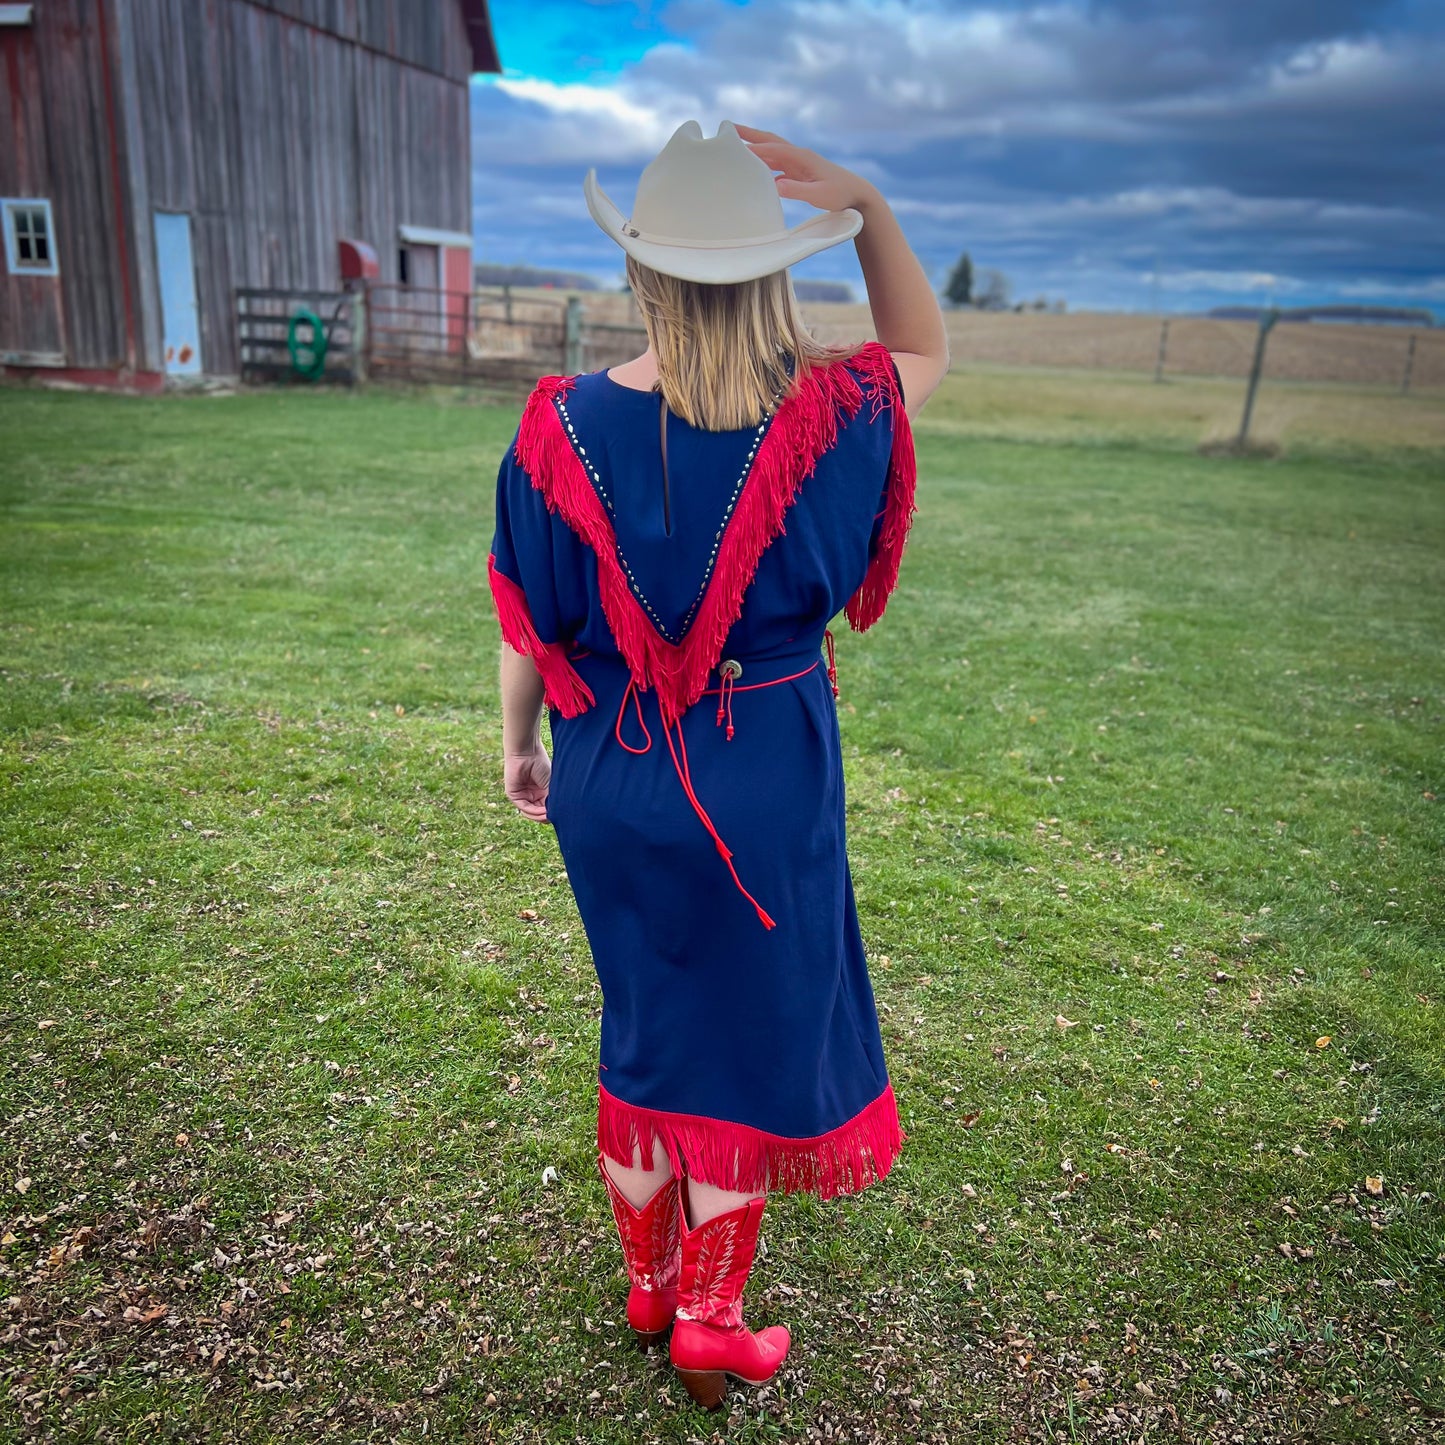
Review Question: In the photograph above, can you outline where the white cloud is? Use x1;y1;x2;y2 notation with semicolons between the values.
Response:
891;186;1427;241
1336;275;1445;301
470;1;1443;311
1157;268;1305;295
477;77;678;164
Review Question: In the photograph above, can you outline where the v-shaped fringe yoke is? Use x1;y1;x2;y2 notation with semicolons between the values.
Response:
490;338;917;724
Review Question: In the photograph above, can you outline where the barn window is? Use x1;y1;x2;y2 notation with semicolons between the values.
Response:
398;246;411;286
2;198;58;276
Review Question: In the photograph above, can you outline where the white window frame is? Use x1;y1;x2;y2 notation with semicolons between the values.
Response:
2;197;59;277
398;224;472;249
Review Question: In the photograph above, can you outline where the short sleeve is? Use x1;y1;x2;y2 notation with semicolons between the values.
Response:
487;424;595;717
489;432;563;645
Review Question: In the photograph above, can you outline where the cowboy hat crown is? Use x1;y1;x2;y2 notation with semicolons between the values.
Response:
585;119;863;285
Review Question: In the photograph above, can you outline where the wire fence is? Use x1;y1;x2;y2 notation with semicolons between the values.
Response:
234;283;1444;396
815;309;1444;392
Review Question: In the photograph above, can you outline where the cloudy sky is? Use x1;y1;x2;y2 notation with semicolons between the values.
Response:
471;0;1443;316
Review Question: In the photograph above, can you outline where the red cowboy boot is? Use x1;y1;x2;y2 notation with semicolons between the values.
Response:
668;1175;791;1408
597;1154;682;1349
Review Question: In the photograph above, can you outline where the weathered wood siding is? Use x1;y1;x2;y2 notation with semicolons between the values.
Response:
0;2;132;368
259;0;471;83
1;0;475;378
116;0;472;375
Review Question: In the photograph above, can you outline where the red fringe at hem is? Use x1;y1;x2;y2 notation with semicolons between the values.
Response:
597;1079;907;1202
487;551;595;718
844;341;919;633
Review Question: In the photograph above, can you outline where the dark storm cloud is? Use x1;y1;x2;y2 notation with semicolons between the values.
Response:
474;0;1445;311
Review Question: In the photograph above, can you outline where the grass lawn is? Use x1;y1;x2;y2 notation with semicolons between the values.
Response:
1;372;1442;1443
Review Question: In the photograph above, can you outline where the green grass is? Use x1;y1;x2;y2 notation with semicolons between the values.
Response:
1;373;1442;1443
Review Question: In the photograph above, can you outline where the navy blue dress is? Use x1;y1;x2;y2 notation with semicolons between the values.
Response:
488;340;916;1200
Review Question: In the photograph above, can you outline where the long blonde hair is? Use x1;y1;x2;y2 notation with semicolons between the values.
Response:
624;253;859;431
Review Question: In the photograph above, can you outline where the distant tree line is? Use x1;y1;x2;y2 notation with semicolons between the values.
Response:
474;262;603;290
1207;304;1434;327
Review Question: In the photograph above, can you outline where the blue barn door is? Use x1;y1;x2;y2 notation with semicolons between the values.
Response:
153;212;202;376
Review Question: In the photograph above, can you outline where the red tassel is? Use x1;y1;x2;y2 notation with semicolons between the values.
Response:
514;352;881;726
598;1078;906;1201
844;341;919;633
487;552;595;718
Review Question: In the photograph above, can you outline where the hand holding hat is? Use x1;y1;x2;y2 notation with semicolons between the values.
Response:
731;124;876;219
584;119;867;285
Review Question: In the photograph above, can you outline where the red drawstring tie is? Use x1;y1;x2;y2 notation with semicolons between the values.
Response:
824;628;839;697
662;711;775;931
609;650;835;931
615;673;653;755
715;659;740;740
613;667;775;931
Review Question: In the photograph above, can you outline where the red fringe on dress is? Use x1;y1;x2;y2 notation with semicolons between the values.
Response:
487;551;596;718
512;340;915;727
844;341;919;633
598;1078;907;1201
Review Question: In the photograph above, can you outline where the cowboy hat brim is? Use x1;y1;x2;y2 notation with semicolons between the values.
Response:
584;167;863;285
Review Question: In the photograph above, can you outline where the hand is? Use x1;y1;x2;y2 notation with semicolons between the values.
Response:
732;123;877;215
504;744;551;823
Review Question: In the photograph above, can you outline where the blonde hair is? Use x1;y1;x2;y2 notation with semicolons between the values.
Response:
624;253;859;431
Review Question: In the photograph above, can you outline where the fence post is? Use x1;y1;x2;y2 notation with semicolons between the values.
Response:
1153;318;1170;383
503;283;513;325
237;290;247;379
461;287;472;384
564;295;583;375
1236;308;1279;448
1400;333;1417;396
350;284;368;386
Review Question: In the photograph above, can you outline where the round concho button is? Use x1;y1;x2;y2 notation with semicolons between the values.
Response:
719;659;743;680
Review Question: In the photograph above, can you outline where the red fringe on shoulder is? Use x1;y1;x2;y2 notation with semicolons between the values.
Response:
844;341;919;632
513;343;899;725
598;1078;906;1201
487;551;595;717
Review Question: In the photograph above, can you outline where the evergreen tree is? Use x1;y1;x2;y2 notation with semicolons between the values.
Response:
944;252;974;307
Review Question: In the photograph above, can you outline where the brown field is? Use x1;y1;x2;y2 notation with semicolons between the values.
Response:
917;365;1445;452
507;286;1445;392
487;287;1445;451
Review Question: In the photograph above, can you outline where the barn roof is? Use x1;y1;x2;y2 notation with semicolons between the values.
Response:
460;0;503;74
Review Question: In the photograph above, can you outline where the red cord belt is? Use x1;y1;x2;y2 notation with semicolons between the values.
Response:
595;630;840;932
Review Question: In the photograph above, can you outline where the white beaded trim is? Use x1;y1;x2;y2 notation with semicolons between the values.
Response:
554;389;781;645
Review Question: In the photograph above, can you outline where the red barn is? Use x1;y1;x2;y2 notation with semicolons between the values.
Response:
0;0;500;388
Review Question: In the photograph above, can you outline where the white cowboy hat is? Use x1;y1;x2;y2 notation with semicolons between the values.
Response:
584;119;864;285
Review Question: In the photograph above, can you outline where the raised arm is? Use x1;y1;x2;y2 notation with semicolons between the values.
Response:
851;185;950;421
733;122;950;421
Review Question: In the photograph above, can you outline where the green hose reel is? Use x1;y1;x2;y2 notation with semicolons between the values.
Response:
287;307;329;381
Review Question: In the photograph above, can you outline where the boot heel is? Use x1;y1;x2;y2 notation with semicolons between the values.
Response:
633;1326;668;1352
677;1367;727;1409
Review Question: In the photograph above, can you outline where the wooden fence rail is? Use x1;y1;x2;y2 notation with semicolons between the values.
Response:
235;286;649;390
